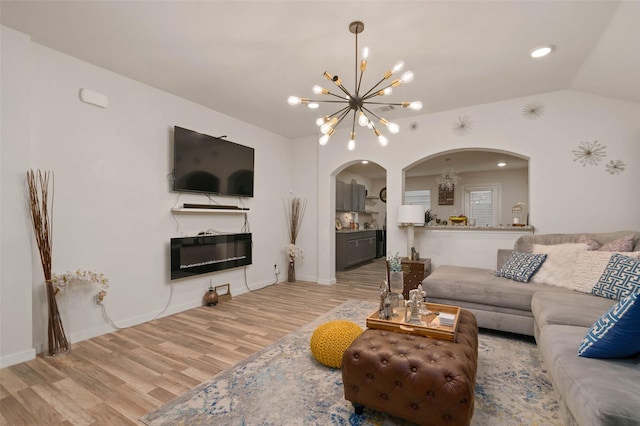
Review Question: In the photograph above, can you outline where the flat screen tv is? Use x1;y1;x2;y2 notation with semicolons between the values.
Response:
173;126;254;197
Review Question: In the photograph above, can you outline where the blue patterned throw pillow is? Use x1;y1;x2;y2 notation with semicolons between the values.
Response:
592;253;640;300
496;252;547;283
578;291;640;358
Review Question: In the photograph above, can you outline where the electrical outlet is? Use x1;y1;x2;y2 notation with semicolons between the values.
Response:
274;264;279;274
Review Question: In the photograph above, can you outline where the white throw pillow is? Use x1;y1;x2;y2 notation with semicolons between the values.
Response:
530;243;589;287
569;251;640;294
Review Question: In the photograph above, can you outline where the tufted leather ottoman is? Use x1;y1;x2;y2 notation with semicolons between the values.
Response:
341;309;478;426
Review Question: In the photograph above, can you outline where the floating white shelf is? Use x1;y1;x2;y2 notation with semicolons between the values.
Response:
171;208;250;214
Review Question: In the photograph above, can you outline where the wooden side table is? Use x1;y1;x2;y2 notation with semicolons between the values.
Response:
400;258;431;299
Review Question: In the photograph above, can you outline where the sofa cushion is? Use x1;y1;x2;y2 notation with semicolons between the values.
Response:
532;291;615;329
495;251;547;282
569;251;640;294
592;253;640;300
537;324;640;426
577;234;602;250
578;292;640;359
598;234;634;252
530;243;588;287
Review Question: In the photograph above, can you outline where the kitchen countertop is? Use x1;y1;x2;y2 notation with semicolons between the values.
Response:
420;225;534;232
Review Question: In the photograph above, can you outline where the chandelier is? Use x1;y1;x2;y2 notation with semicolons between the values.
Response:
287;21;422;150
436;168;460;190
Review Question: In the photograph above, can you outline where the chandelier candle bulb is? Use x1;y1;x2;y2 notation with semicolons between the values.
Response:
313;85;329;95
358;111;369;126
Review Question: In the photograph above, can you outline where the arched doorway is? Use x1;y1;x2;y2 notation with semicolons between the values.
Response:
334;160;387;273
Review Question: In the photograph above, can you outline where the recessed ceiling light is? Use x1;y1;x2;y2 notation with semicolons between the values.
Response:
530;45;555;58
497;162;507;167
361;160;369;164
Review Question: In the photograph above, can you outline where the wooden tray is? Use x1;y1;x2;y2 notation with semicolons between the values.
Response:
366;302;460;341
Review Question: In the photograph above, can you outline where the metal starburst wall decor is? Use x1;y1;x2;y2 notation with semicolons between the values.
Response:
572;140;607;167
452;115;473;136
605;160;625;175
522;102;545;120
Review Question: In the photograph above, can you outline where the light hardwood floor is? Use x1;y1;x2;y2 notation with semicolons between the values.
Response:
0;259;386;425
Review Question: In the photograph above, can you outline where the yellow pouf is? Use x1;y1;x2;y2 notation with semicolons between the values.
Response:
310;320;363;368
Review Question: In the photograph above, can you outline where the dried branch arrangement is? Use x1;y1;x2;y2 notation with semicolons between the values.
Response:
284;197;307;282
284;197;307;245
27;169;69;356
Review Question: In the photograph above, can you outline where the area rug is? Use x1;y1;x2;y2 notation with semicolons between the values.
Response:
141;300;562;426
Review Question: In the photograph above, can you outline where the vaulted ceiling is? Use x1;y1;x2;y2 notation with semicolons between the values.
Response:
2;1;639;143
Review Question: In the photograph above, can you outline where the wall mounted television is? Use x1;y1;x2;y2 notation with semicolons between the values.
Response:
173;126;254;197
171;233;252;280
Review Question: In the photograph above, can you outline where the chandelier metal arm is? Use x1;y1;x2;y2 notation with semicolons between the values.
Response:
307;99;352;104
324;91;350;101
360;105;383;122
326;74;353;98
333;108;352;130
329;105;352;119
350;109;357;135
360;76;389;99
361;100;410;107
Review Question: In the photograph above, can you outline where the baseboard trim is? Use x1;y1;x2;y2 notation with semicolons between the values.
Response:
0;347;36;369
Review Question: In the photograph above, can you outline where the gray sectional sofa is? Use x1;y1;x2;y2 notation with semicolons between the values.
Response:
422;231;640;426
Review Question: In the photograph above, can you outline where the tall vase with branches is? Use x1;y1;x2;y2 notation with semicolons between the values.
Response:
284;197;307;282
27;169;69;356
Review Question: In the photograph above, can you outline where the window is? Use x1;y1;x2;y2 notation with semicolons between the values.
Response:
405;190;431;210
464;185;500;226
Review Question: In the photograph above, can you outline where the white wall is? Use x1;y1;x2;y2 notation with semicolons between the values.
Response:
1;26;36;367
309;90;640;284
1;27;294;367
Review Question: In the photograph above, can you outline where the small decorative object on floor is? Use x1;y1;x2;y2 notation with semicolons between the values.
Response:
284;197;307;282
310;320;363;368
203;285;218;306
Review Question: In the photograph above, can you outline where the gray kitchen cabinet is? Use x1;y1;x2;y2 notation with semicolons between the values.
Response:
336;181;366;212
336;230;377;270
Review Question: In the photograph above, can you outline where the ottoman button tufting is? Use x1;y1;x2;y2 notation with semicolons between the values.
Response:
310;320;363;368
